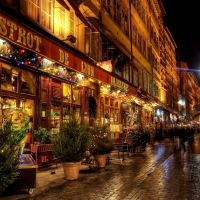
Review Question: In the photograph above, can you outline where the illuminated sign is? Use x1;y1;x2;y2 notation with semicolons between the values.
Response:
59;49;69;66
0;13;138;93
0;15;41;52
97;60;112;72
81;61;94;77
111;76;128;91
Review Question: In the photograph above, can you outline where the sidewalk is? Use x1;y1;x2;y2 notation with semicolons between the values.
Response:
0;137;184;200
1;149;127;200
1;160;99;200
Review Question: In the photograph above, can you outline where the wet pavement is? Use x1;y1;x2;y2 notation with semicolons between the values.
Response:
2;134;200;200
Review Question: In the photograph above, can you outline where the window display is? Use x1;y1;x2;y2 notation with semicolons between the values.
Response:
72;85;80;104
20;98;34;131
63;106;80;124
63;83;71;103
0;97;17;129
21;70;35;94
101;96;119;125
0;96;33;143
1;63;18;92
50;104;60;133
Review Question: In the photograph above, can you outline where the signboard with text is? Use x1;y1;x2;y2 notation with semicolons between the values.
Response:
0;12;136;95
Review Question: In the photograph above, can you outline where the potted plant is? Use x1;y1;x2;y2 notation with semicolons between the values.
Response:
128;127;144;153
52;117;91;180
140;125;152;150
89;122;114;168
32;127;53;166
33;127;52;144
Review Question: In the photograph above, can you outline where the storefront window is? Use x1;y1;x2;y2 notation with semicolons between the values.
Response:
21;70;35;94
20;98;34;131
72;86;80;104
0;97;33;133
101;96;119;125
50;104;60;134
63;106;80;124
0;97;16;129
1;64;18;92
63;83;71;103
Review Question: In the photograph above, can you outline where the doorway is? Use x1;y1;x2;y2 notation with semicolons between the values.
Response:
89;96;96;126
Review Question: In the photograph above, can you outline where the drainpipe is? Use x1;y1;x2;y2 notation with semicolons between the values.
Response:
129;0;133;83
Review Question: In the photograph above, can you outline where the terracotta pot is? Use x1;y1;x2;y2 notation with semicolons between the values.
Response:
94;154;108;168
62;162;81;180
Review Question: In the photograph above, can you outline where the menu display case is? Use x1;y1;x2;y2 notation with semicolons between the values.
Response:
8;154;38;194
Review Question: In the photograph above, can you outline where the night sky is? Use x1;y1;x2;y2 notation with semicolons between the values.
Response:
161;0;200;82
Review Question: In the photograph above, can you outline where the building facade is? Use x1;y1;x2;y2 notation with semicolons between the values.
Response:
0;0;199;144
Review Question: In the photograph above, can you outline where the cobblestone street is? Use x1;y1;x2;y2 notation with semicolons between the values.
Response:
2;134;200;200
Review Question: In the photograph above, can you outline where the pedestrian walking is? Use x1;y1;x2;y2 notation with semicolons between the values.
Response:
168;129;174;142
178;128;187;152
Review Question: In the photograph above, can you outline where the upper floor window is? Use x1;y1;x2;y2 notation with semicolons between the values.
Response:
122;63;129;81
133;69;138;87
113;0;121;26
85;27;91;56
54;1;66;38
142;39;146;57
143;72;148;92
138;33;142;53
20;0;75;41
41;0;52;29
21;0;52;30
103;0;111;16
85;28;100;60
122;10;128;36
91;32;99;60
133;26;137;47
70;9;75;36
138;69;143;89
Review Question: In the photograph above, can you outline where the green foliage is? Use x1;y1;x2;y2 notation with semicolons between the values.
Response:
11;117;30;145
34;127;52;144
52;118;91;162
89;123;114;155
0;121;20;192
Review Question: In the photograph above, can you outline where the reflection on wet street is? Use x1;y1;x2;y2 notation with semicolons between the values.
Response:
189;135;200;154
12;134;200;199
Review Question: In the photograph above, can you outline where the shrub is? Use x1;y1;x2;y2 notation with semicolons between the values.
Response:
33;127;52;144
52;118;91;162
89;123;114;155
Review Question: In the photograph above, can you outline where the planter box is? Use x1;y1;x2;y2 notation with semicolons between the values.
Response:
7;154;38;194
30;144;54;166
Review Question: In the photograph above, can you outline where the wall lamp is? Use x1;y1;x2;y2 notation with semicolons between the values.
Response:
62;35;77;43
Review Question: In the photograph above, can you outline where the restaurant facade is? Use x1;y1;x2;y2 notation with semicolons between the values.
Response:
0;10;155;142
0;0;184;146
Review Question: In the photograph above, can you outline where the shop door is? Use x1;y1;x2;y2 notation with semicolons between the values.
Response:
89;97;96;126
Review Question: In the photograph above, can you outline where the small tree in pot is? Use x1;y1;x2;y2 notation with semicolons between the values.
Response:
52;117;91;180
89;122;114;168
